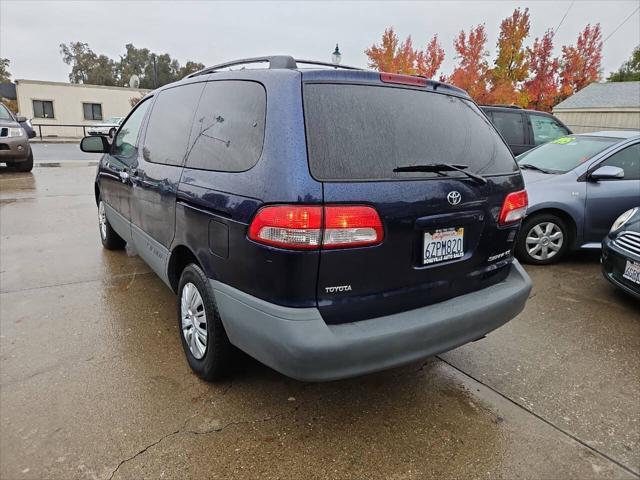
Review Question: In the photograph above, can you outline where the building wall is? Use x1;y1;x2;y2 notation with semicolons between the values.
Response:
553;107;640;134
15;80;150;138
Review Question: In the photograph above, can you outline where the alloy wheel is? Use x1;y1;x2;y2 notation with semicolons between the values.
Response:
525;221;564;261
98;201;107;240
180;282;208;359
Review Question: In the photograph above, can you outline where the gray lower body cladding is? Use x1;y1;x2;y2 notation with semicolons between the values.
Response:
212;261;532;382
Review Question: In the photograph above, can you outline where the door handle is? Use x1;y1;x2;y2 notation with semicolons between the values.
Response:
118;171;129;183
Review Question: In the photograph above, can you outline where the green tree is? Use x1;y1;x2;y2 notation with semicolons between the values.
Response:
60;42;118;86
608;45;640;82
178;61;206;78
0;58;11;83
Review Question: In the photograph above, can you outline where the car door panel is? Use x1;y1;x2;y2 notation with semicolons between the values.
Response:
129;82;204;281
584;143;640;243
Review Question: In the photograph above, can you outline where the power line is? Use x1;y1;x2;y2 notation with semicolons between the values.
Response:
604;6;640;43
553;0;575;35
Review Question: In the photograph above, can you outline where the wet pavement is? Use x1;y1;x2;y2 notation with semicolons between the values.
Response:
1;166;638;480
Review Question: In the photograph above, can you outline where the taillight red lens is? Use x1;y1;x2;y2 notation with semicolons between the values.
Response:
248;205;322;249
323;205;384;248
248;205;384;250
499;190;528;225
380;72;427;87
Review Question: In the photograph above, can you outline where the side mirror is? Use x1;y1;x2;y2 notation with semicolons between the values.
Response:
15;115;27;123
80;135;110;153
590;165;625;181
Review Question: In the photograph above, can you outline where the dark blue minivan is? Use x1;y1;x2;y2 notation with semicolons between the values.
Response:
81;56;532;382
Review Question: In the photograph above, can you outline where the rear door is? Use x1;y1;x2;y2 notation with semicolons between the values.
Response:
303;82;522;324
130;82;204;276
489;110;529;155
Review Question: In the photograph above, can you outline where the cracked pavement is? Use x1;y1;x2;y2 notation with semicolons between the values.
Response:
1;166;639;479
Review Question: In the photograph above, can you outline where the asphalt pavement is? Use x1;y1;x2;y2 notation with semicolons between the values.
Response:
0;164;638;480
30;142;101;163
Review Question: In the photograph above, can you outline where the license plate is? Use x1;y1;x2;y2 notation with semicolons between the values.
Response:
423;227;464;265
623;260;640;285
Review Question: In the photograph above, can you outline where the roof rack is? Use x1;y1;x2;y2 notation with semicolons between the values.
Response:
187;55;362;78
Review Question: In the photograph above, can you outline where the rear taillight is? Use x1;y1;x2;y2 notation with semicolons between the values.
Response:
499;190;528;225
323;205;384;248
248;205;384;250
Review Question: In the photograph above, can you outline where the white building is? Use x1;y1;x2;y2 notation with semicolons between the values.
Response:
553;81;640;134
14;79;150;138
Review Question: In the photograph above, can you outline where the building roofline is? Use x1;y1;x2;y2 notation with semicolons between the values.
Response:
15;79;151;93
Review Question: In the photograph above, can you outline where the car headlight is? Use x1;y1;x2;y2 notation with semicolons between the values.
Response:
610;207;638;233
7;127;25;138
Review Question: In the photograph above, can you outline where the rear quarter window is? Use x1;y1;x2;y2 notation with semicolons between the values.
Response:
143;83;205;166
184;80;266;172
303;84;517;181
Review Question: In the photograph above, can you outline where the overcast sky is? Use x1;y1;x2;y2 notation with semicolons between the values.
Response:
1;1;639;82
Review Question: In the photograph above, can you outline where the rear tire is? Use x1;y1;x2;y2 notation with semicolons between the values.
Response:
516;213;569;265
98;200;126;250
178;263;233;381
14;152;33;172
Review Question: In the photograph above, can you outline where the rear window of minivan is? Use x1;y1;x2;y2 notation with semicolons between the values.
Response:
303;84;518;181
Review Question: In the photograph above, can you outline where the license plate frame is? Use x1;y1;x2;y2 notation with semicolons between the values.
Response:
622;260;640;285
423;227;465;265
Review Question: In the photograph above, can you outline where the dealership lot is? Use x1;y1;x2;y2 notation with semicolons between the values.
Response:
0;165;638;479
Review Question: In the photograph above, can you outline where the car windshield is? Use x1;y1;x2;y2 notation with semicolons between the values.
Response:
0;104;14;121
516;135;621;173
104;117;122;124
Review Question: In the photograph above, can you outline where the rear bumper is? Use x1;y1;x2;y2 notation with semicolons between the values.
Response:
212;260;532;381
0;137;31;162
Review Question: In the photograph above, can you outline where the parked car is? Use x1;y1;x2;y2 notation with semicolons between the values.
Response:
602;207;640;299
0;101;35;172
515;131;640;264
81;56;532;382
88;117;124;138
481;105;572;155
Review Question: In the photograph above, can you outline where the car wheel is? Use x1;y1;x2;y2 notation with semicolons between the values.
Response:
14;152;33;172
178;263;233;381
516;214;569;265
98;200;126;250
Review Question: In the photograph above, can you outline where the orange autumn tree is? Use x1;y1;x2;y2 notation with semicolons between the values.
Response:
365;27;445;78
559;24;603;99
448;24;491;103
523;30;559;112
489;8;531;105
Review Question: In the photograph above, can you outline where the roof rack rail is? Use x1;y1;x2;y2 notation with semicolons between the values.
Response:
294;59;362;71
481;104;523;109
187;55;363;78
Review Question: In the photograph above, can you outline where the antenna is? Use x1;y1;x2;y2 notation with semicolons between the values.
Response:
129;75;140;89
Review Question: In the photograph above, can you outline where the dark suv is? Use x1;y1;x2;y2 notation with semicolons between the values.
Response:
481;105;572;155
81;56;532;382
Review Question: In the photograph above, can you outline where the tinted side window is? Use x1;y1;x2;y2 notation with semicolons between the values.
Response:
491;111;525;145
143;83;204;166
530;114;569;145
113;98;151;158
601;144;640;180
185;81;266;172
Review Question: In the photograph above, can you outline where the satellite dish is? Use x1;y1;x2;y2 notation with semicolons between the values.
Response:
129;75;140;89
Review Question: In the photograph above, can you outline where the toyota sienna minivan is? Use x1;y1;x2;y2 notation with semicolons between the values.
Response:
81;56;532;382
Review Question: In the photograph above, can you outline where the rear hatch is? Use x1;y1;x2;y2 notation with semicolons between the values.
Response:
302;72;524;324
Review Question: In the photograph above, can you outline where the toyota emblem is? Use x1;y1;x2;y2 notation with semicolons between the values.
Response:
447;191;462;206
